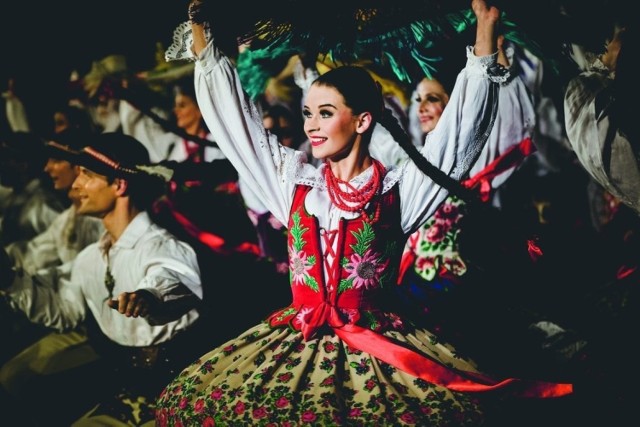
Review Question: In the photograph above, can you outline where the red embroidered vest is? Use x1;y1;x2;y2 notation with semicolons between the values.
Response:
266;183;572;397
268;184;404;337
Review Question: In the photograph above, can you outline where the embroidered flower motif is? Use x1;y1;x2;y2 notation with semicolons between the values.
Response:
320;376;336;386
222;345;236;355
295;306;314;327
342;308;360;323
344;249;387;289
349;408;362;418
194;399;206;413
443;256;467;276
425;222;448;243
301;410;317;422
364;379;377;392
408;195;468;282
179;397;189;409
275;397;290;408
277;372;293;383
388;312;403;329
416;256;436;272
252;407;268;419
435;200;460;225
233;401;246;415
400;412;417;424
156;409;168;427
290;248;312;285
323;341;337;352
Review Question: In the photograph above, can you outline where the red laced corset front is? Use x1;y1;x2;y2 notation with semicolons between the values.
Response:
273;172;573;398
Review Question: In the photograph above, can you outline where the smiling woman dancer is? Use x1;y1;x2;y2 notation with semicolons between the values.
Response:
155;1;572;425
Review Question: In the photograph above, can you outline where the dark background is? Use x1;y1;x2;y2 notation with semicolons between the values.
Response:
0;0;188;133
0;0;628;136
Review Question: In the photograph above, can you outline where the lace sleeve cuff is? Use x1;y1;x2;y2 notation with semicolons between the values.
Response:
165;21;212;62
465;45;510;84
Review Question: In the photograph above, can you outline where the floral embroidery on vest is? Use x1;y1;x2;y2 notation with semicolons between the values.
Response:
289;210;318;290
268;184;405;336
340;221;389;292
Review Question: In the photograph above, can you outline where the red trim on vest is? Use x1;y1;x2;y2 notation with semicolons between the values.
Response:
275;183;572;398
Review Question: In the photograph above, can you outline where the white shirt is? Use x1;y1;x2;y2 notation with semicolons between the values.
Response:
398;50;535;191
564;60;640;214
119;99;226;163
0;179;66;246
3;92;30;132
191;38;504;237
461;48;535;189
5;204;104;275
5;212;202;347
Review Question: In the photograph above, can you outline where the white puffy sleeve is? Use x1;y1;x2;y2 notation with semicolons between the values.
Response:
189;36;307;226
564;66;640;213
468;46;536;188
400;47;506;234
4;259;86;332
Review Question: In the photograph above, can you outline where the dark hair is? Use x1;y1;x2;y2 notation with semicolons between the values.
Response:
172;76;210;135
173;76;198;102
313;66;384;124
262;103;304;148
0;132;49;189
53;104;97;134
77;132;166;210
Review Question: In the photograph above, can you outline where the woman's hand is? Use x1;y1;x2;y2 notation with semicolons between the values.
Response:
189;1;208;56
472;0;500;25
472;0;500;57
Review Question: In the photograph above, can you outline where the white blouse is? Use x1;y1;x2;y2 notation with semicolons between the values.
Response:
178;30;505;237
564;60;640;213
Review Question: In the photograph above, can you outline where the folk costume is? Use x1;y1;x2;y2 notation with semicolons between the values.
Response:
0;134;204;426
397;46;538;341
155;20;571;426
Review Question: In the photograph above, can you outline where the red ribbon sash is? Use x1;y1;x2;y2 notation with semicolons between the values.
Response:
300;301;572;398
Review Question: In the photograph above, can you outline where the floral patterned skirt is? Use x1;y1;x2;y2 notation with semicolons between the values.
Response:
155;321;489;426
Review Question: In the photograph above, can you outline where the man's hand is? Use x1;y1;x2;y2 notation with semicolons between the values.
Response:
108;290;158;318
